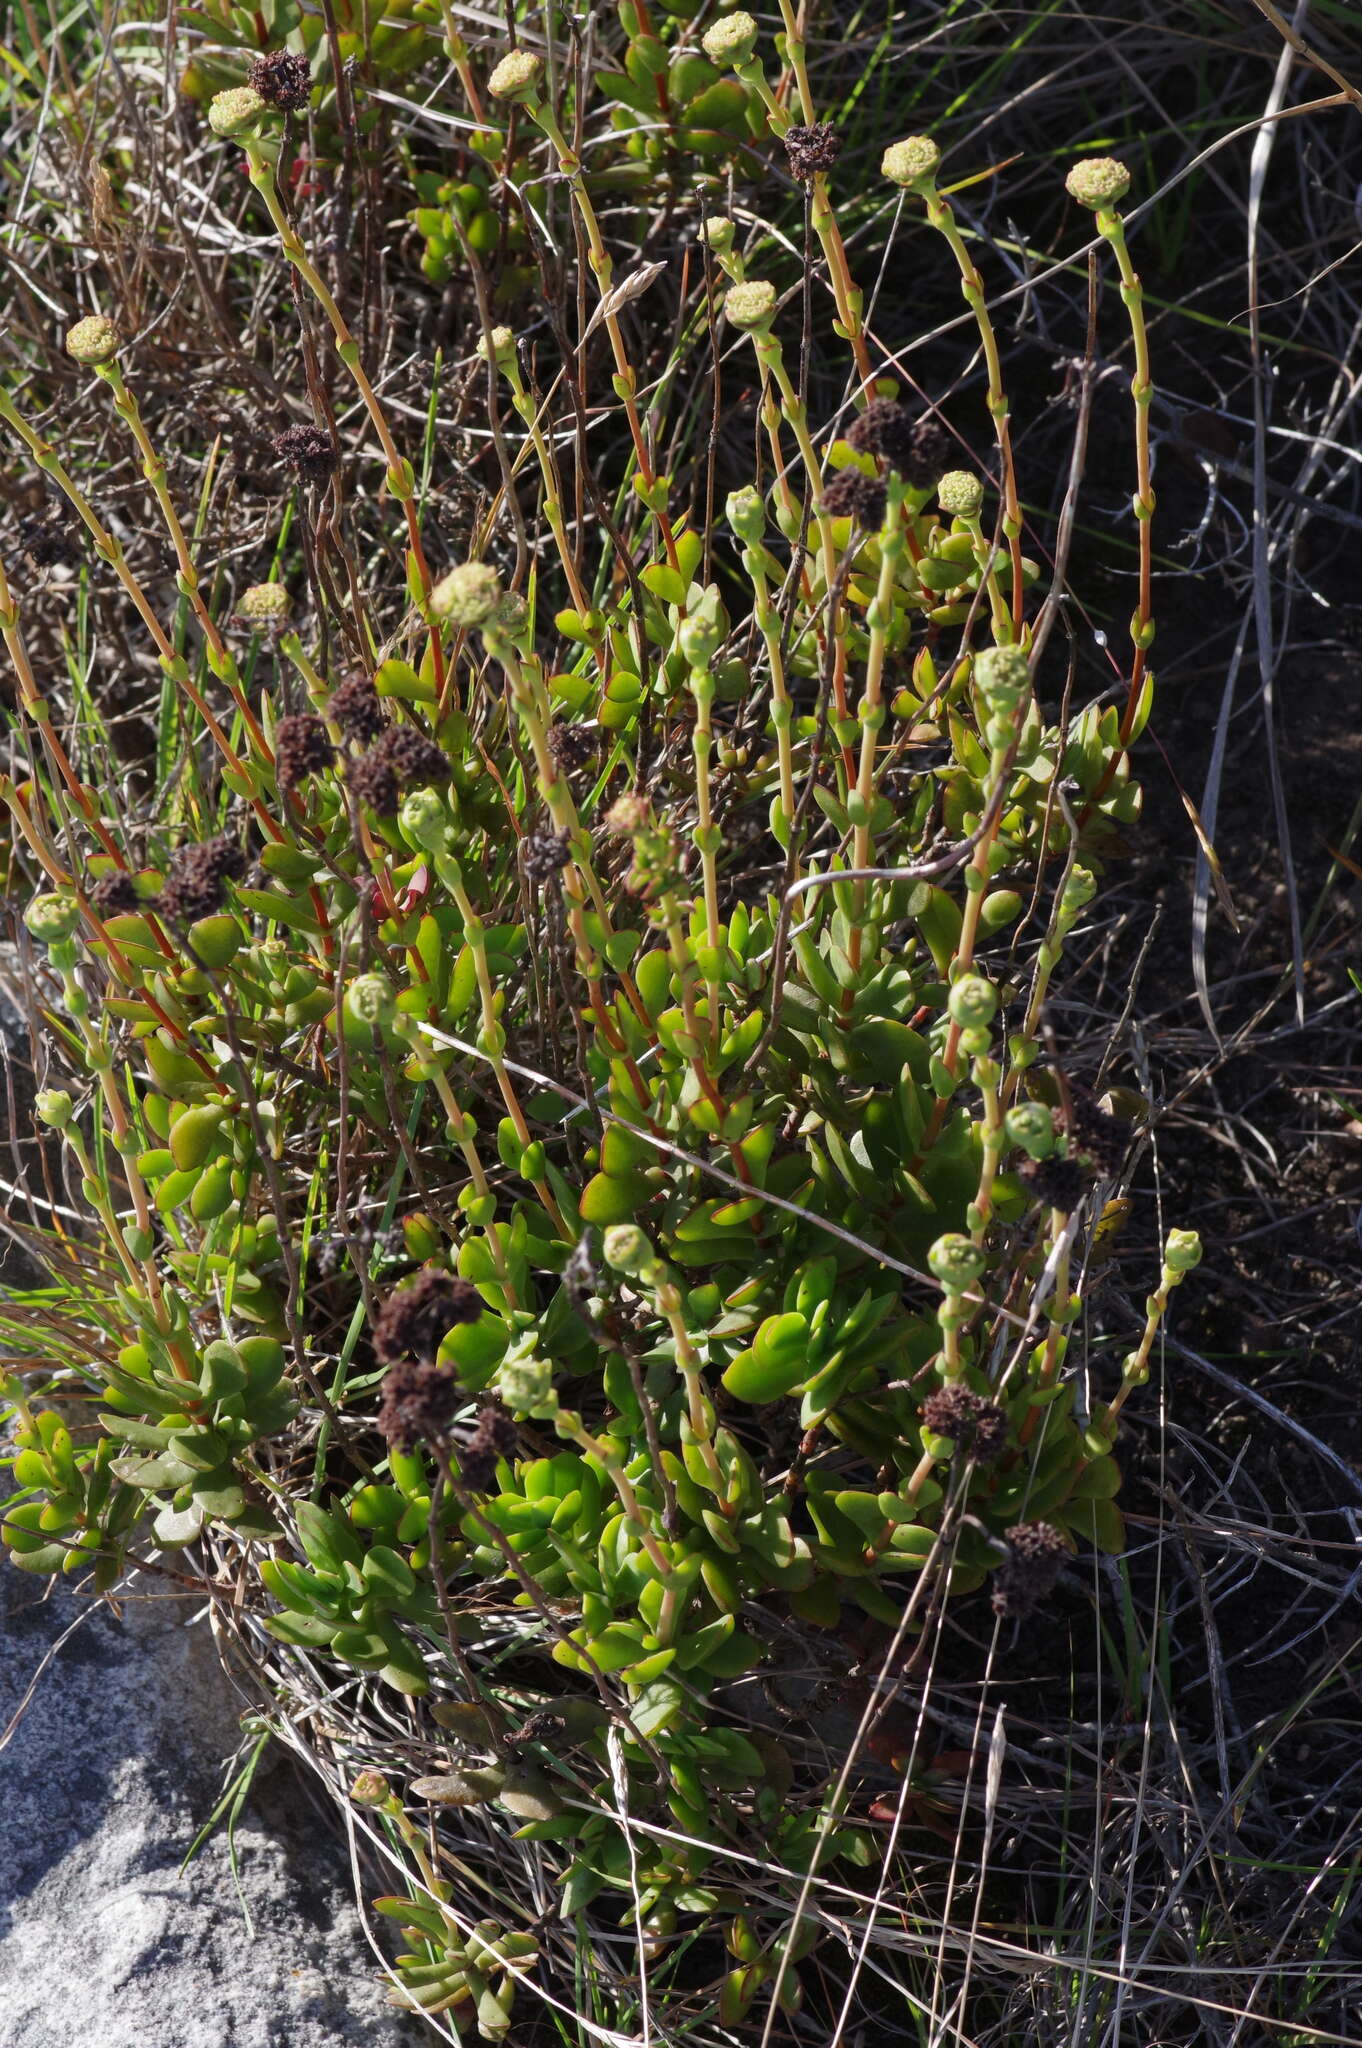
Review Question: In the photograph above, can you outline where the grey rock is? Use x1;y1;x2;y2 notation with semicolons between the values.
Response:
0;1554;427;2047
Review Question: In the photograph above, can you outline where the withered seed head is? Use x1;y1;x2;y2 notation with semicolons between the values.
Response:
457;1435;499;1493
248;49;313;112
456;1405;518;1492
89;871;141;918
375;1358;458;1452
991;1521;1070;1619
329;674;388;744
920;1385;1009;1463
783;122;843;180
478;1407;519;1457
847;398;915;469
375;725;449;789
903;417;952;489
274;423;334;485
547;719;597;772
373;1268;483;1365
522;829;572;882
19;515;79;570
274;713;335;792
346;749;401;815
156;836;247;924
820;469;887;527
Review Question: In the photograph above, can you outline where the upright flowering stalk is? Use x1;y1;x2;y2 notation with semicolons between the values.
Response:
487;52;681;574
846;468;906;903
478;325;593;621
910;645;1035;1166
727;486;799;851
723;280;856;784
882;136;1025;625
701;12;872;390
700;220;802;540
430;564;653;1072
1065;159;1153;748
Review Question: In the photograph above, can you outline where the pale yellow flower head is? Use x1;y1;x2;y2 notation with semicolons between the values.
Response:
702;12;759;67
208;86;266;139
235;582;291;627
938;470;983;518
1064;158;1131;210
881;136;941;189
65;315;120;366
487;50;543;104
723;280;777;333
431;562;503;628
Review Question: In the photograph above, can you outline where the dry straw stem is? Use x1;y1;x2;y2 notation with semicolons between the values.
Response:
81;344;272;762
0;384;284;843
0;558;129;872
221;108;448;697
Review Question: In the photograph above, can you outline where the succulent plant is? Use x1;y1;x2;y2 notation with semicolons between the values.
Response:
0;25;1191;2042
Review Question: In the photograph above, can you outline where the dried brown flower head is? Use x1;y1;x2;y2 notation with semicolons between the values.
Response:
157;836;247;924
456;1435;499;1493
820;469;887;526
346;749;401;815
274;713;335;792
274;423;334;485
455;1407;518;1492
248;49;313;112
375;725;449;789
373;1268;483;1366
19;515;78;571
991;1521;1070;1619
903;417;952;489
523;829;572;882
329;674;388;744
919;1385;1009;1463
478;1407;519;1458
375;1358;458;1452
783;122;843;180
547;720;597;772
847;398;915;468
89;872;141;918
848;402;952;487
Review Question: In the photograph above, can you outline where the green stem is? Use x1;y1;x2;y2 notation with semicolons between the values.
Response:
848;480;908;952
686;660;722;1048
917;185;1025;626
741;542;798;852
